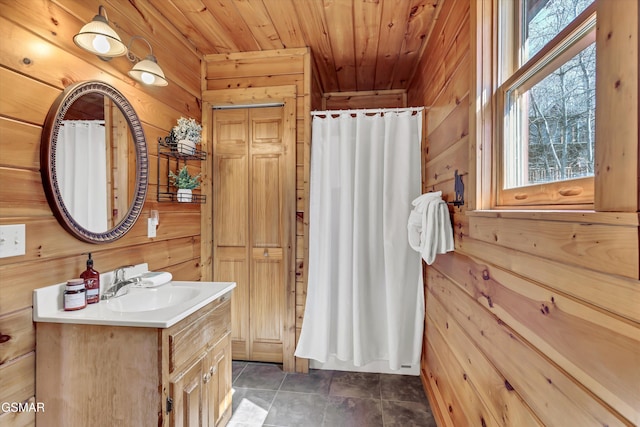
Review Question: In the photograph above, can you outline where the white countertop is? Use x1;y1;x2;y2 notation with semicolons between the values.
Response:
33;278;236;328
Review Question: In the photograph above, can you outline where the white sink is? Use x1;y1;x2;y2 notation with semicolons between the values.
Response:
104;285;201;313
33;273;235;328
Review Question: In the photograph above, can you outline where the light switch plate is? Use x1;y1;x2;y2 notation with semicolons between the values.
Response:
147;218;157;238
0;224;26;258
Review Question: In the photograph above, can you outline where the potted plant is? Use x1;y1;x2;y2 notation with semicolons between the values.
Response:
169;165;201;202
171;117;202;155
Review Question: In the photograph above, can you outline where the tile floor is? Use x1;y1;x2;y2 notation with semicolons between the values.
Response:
229;361;437;427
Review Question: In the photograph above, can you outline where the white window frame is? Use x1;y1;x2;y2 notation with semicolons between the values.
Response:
494;1;597;208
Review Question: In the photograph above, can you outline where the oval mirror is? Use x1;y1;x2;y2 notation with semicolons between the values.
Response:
41;81;148;243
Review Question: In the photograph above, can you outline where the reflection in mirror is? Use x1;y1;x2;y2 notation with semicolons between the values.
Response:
56;93;131;232
41;81;148;243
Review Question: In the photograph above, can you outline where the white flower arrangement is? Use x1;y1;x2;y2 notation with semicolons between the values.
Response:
172;117;202;144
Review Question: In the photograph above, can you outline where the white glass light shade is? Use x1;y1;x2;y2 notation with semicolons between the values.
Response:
73;15;127;58
128;55;168;86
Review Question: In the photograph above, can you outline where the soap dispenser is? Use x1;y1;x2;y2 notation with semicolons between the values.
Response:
81;253;100;304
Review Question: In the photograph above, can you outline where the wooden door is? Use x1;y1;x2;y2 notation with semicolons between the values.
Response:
213;109;250;359
248;107;287;362
213;106;293;365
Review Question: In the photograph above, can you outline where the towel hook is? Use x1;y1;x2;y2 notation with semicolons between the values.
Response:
447;170;464;208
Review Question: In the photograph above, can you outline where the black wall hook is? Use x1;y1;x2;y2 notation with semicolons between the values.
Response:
447;170;464;207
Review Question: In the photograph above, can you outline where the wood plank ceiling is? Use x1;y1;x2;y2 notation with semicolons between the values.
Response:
147;0;441;93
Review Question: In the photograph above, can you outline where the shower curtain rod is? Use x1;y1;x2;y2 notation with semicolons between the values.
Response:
311;106;424;116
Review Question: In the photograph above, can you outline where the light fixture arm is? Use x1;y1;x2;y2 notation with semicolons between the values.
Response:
96;5;109;22
126;35;154;63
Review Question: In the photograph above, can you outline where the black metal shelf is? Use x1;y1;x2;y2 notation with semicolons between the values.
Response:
157;191;206;204
157;137;206;204
158;136;206;161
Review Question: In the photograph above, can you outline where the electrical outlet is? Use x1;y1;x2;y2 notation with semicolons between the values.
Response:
0;224;26;258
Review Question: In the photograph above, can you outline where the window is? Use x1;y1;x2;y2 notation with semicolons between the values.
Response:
496;0;596;207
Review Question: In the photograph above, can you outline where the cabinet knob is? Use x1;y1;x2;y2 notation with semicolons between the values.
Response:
264;249;269;257
203;372;211;383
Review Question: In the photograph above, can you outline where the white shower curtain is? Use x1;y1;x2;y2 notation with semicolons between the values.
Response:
295;108;424;371
56;120;108;231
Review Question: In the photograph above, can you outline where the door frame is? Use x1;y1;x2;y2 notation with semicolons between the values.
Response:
202;86;297;372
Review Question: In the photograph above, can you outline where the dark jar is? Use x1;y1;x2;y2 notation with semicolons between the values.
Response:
64;279;87;311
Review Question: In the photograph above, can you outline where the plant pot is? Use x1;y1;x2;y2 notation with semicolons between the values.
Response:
177;189;193;203
177;139;196;155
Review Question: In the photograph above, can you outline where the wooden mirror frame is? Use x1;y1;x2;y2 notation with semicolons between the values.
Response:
41;81;148;243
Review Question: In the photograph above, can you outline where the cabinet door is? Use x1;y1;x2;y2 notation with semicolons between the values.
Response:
204;333;232;427
170;357;204;427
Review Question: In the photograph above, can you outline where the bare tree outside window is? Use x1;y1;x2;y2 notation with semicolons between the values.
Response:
503;0;595;188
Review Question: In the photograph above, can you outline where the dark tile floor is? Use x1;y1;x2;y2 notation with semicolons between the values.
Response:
229;361;437;427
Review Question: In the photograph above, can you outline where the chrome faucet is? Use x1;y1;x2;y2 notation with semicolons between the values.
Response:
101;265;139;300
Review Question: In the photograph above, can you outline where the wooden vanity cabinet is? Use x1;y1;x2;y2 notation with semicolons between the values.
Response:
36;294;232;427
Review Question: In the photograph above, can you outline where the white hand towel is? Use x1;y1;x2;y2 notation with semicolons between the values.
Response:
408;191;441;252
411;191;442;209
436;200;454;256
139;271;173;287
407;191;454;264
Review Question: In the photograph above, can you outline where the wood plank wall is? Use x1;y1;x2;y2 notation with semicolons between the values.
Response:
0;1;203;424
203;48;319;373
322;90;407;110
407;1;640;426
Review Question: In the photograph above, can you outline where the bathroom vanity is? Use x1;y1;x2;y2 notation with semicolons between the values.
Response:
33;278;235;427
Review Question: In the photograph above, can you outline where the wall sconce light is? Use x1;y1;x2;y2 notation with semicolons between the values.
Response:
73;5;168;87
126;36;168;87
73;5;127;59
